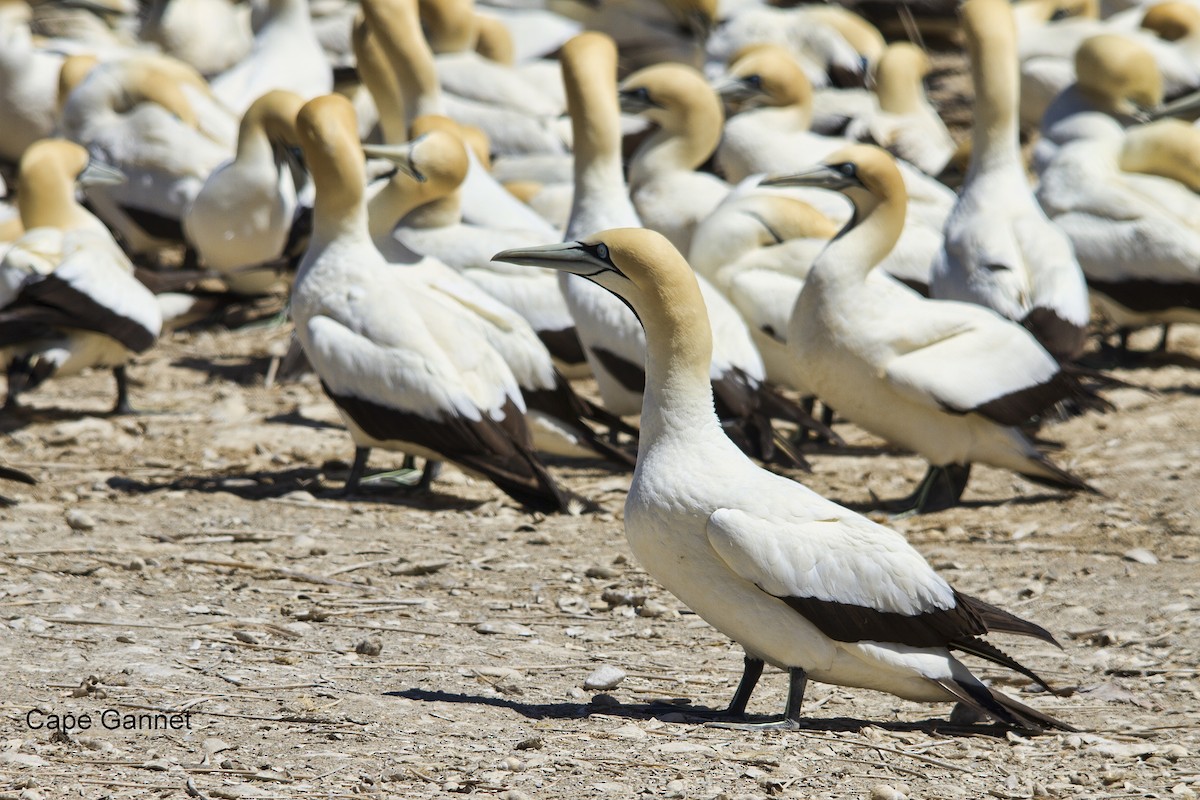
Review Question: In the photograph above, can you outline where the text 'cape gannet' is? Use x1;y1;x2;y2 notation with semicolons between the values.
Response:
769;146;1103;514
493;227;1075;733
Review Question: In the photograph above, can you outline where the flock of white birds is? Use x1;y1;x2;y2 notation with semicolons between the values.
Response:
1;0;1197;733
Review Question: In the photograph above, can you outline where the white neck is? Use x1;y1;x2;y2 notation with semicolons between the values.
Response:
809;194;903;290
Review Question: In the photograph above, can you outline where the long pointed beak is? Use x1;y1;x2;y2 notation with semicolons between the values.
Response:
361;141;424;182
492;241;608;276
1149;88;1200;121
761;164;850;191
78;159;126;188
618;88;657;115
712;75;757;105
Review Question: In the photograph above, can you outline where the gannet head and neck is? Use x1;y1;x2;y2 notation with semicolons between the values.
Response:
494;229;719;440
363;115;469;234
296;94;368;245
17;139;125;231
874;42;933;117
961;0;1023;175
1141;1;1200;43
619;62;724;188
561;32;640;240
715;44;813;130
1074;34;1162;120
236;89;305;161
361;0;443;128
763;144;907;283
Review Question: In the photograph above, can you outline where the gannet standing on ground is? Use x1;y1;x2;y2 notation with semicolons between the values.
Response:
493;227;1075;733
932;0;1090;363
773;146;1102;513
1;140;161;413
291;94;576;511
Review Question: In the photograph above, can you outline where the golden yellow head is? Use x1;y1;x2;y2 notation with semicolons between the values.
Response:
1075;34;1163;113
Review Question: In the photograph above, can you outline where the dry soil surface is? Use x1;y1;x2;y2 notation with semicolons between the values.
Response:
0;314;1198;800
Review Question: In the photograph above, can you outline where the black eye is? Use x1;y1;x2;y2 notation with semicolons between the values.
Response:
836;162;857;178
633;87;650;102
744;74;763;89
595;243;609;261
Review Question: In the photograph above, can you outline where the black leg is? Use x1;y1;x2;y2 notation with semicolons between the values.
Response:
725;656;765;717
343;447;370;495
414;460;442;492
1154;324;1171;353
889;463;972;517
401;455;415;470
111;366;135;415
820;404;835;429
709;666;808;731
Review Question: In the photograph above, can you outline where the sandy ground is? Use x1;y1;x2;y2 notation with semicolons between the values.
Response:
0;311;1197;800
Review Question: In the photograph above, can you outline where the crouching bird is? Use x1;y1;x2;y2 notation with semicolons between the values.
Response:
493;228;1074;732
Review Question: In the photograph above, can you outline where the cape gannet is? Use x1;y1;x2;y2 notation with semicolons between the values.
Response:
771;146;1102;513
183;90;308;297
493;227;1074;733
1;140;161;414
931;0;1091;363
291;94;575;511
1037;116;1200;346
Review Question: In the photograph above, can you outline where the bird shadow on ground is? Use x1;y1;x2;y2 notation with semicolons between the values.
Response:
105;468;484;511
264;409;343;430
388;688;1014;737
172;356;275;387
836;491;1070;515
0;405;124;433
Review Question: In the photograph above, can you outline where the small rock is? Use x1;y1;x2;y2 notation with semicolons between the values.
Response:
665;780;686;799
584;665;626;690
65;510;96;531
501;756;524;771
585;565;620;579
514;736;542;751
19;789;43;800
232;630;259;645
610;723;647;740
1123;548;1158;565
1162;744;1190;761
870;785;907;800
354;637;383;656
637;599;674;618
126;558;146;571
474;621;534;637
